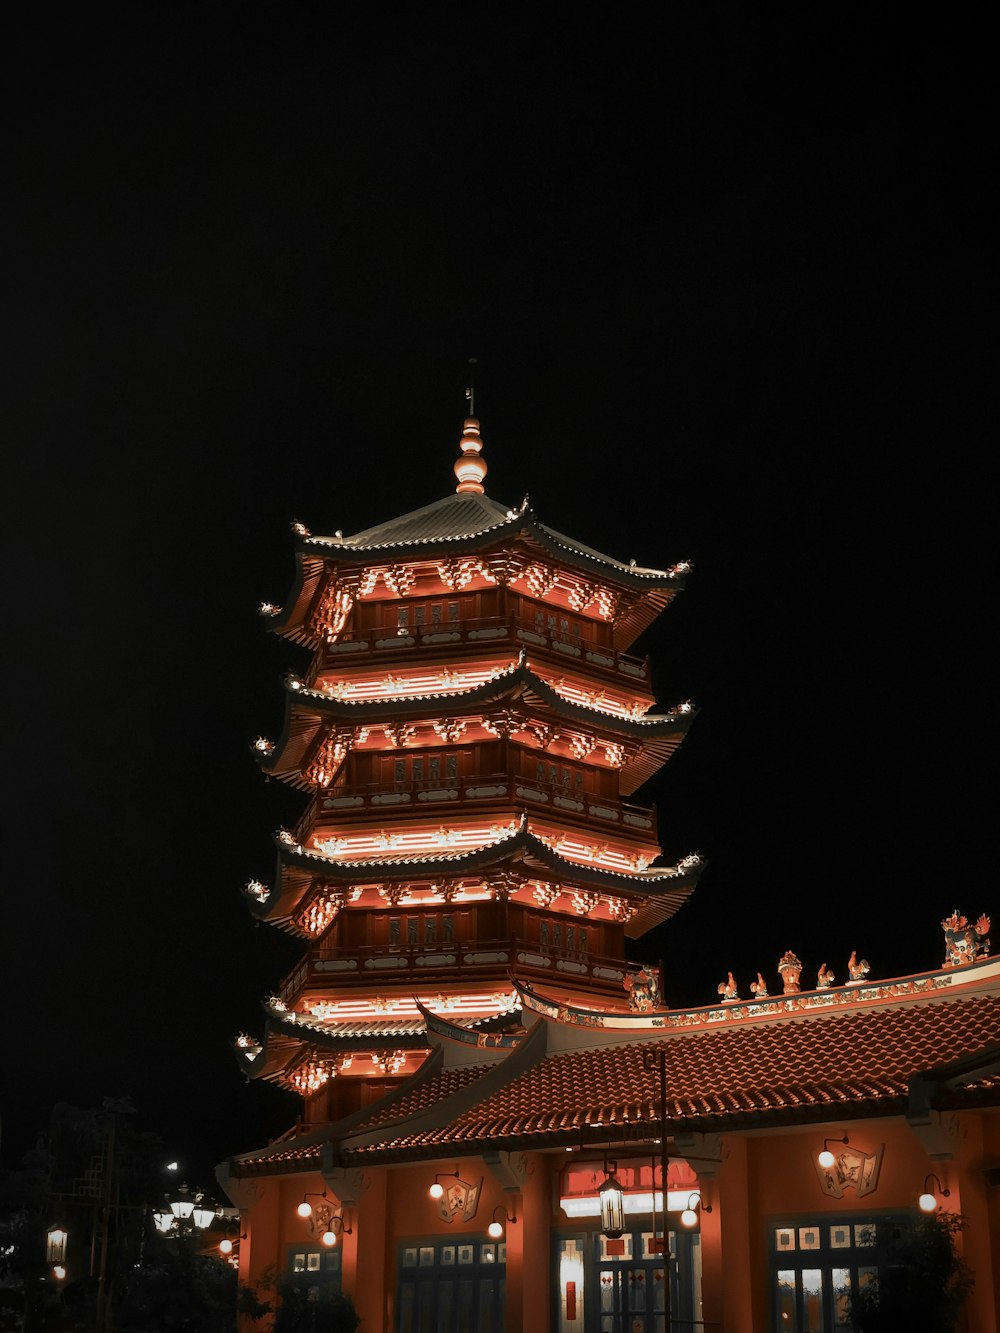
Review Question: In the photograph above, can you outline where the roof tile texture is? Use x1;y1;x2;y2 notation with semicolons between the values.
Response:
362;994;1000;1150
359;1063;493;1129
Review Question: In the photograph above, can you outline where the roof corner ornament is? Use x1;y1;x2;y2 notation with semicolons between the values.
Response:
777;950;802;994
941;909;991;968
624;964;661;1012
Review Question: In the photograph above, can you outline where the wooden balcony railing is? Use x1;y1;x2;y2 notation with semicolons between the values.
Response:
276;938;629;1003
311;616;649;682
294;774;656;841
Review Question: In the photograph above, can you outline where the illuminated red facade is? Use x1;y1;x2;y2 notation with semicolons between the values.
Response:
222;417;1000;1333
235;416;700;1118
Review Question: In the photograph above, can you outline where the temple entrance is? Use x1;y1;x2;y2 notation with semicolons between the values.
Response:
396;1236;505;1333
555;1226;701;1333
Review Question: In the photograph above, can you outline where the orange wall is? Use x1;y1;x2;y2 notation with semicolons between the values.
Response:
238;1109;1000;1333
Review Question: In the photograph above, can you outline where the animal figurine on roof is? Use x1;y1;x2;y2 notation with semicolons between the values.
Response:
624;964;662;1012
847;951;870;983
816;963;835;989
750;972;769;999
777;950;803;994
941;910;991;968
717;971;739;1002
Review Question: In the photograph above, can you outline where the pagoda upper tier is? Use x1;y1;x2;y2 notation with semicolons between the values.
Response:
266;451;690;656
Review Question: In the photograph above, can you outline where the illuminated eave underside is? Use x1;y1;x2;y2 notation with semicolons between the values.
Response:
260;664;695;796
249;825;702;936
237;1006;522;1085
270;496;687;652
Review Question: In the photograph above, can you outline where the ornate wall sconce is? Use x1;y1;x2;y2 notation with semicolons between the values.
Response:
817;1135;849;1169
319;1211;353;1248
487;1203;518;1240
429;1168;461;1201
918;1173;951;1213
680;1193;712;1229
295;1191;351;1243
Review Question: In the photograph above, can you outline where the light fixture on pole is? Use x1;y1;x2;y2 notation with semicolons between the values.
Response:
45;1227;68;1265
487;1203;517;1240
599;1160;626;1239
643;1043;673;1333
919;1173;951;1213
153;1185;219;1238
818;1135;849;1169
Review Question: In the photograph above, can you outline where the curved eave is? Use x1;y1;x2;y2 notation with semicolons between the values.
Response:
299;509;679;590
266;1012;430;1052
417;1000;525;1049
268;552;327;645
253;826;703;928
260;666;696;788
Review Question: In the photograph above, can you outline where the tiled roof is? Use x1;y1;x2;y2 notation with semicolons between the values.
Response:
307;492;516;549
235;1141;323;1171
301;493;677;583
357;1063;494;1130
349;994;1000;1154
280;662;692;734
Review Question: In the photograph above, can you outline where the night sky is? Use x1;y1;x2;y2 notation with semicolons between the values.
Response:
3;11;988;1188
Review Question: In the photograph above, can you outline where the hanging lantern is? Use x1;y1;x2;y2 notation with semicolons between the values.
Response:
599;1166;626;1239
46;1228;68;1264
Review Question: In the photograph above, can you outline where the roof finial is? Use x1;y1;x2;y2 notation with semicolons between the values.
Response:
465;357;477;418
455;365;486;494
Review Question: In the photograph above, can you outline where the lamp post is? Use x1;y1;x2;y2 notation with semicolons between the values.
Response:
643;1045;672;1331
152;1185;219;1239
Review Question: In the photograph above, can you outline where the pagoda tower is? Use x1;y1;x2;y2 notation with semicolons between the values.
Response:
236;416;703;1127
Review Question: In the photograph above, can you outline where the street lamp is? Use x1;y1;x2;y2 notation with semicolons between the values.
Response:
46;1227;68;1264
153;1185;219;1238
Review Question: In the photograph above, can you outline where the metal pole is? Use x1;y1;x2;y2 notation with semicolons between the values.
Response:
644;1046;672;1331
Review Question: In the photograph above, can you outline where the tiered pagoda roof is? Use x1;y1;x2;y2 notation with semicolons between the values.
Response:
228;951;1000;1176
271;489;690;653
237;414;704;1114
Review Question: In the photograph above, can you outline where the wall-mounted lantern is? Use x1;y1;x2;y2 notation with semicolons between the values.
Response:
818;1135;849;1169
918;1173;950;1213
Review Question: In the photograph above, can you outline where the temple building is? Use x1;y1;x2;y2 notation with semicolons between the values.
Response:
220;416;1000;1332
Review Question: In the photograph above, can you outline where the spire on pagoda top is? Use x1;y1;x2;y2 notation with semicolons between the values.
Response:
454;417;487;494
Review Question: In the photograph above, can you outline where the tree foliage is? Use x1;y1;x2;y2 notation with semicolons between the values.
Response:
272;1281;359;1333
851;1211;974;1333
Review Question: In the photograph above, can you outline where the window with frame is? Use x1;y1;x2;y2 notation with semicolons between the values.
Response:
398;1236;505;1333
771;1215;898;1332
393;600;463;630
287;1245;342;1303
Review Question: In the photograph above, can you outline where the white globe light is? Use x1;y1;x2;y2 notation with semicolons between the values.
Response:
818;1149;836;1169
321;1230;338;1247
919;1192;937;1213
487;1220;504;1240
297;1202;312;1218
429;1182;444;1200
680;1207;698;1229
219;1239;234;1255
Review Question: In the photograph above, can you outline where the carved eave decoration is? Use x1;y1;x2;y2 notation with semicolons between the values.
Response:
268;492;688;653
251;824;703;934
259;663;696;795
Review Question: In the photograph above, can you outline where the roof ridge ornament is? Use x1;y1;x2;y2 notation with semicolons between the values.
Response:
454;416;487;495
